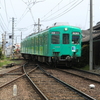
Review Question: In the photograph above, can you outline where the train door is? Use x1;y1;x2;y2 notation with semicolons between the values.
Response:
61;34;71;55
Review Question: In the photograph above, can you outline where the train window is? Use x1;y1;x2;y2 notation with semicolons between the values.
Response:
52;35;59;44
63;34;69;44
72;35;80;44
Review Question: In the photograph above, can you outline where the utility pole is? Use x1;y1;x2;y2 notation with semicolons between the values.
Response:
34;18;41;33
2;34;4;54
89;0;93;70
21;32;22;41
12;17;14;58
2;32;6;55
4;31;6;55
38;18;40;32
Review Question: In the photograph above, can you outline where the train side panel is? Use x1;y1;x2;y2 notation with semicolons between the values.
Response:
21;30;50;56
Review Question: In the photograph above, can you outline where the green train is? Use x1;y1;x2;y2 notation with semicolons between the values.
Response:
21;24;82;66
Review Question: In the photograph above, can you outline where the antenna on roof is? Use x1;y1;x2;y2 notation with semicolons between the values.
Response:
53;22;69;26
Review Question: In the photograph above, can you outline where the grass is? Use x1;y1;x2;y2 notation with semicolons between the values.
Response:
0;59;13;67
0;57;22;68
78;65;89;71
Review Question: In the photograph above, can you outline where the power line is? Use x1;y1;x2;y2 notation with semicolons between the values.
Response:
0;14;10;32
42;0;83;22
0;17;7;32
17;0;45;26
41;0;78;21
84;1;89;29
17;1;35;25
4;0;9;23
0;23;5;32
41;0;63;19
10;0;17;18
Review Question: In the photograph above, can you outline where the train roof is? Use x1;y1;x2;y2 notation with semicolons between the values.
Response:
50;25;80;29
22;24;81;42
50;22;81;29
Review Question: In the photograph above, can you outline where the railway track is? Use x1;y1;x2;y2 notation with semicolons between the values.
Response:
24;64;95;100
0;62;43;100
46;68;100;100
0;61;97;100
0;65;23;87
60;68;100;83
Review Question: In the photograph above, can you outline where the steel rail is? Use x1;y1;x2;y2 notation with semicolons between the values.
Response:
36;64;96;100
0;63;37;88
57;68;100;84
23;64;49;100
71;68;100;76
0;66;22;77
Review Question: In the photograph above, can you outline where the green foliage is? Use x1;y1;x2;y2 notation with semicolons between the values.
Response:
79;65;89;71
0;58;13;67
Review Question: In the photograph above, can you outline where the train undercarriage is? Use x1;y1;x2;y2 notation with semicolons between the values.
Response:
22;54;79;67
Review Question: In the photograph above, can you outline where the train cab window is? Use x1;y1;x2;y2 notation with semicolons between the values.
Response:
63;34;69;44
52;35;59;44
72;35;80;44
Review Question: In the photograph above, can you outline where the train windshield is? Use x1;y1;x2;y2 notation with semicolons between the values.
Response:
72;35;80;44
51;35;60;44
51;31;60;44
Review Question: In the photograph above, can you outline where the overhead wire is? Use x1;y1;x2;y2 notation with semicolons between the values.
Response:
10;0;17;18
41;0;77;21
41;0;63;19
17;0;36;25
18;0;45;24
27;0;36;24
0;14;10;32
0;19;6;32
4;0;9;23
42;0;83;22
0;0;11;33
17;0;45;33
84;1;89;29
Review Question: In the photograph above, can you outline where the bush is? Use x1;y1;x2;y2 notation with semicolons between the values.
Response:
0;48;4;59
78;44;89;67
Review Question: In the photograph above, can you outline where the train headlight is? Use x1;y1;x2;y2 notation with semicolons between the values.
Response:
64;28;68;31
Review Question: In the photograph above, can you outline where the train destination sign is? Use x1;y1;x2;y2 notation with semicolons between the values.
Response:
72;32;80;35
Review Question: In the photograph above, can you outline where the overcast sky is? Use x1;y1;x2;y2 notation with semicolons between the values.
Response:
0;0;100;43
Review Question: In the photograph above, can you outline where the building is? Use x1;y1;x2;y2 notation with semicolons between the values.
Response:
82;22;100;67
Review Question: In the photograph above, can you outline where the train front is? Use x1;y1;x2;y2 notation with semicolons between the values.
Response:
49;25;82;65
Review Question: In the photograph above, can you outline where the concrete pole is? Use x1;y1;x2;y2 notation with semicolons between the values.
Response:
12;17;14;59
2;34;4;54
38;18;40;32
21;32;22;41
89;0;93;70
4;31;6;55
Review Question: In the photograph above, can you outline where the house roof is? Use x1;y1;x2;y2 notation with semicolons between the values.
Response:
82;30;100;42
